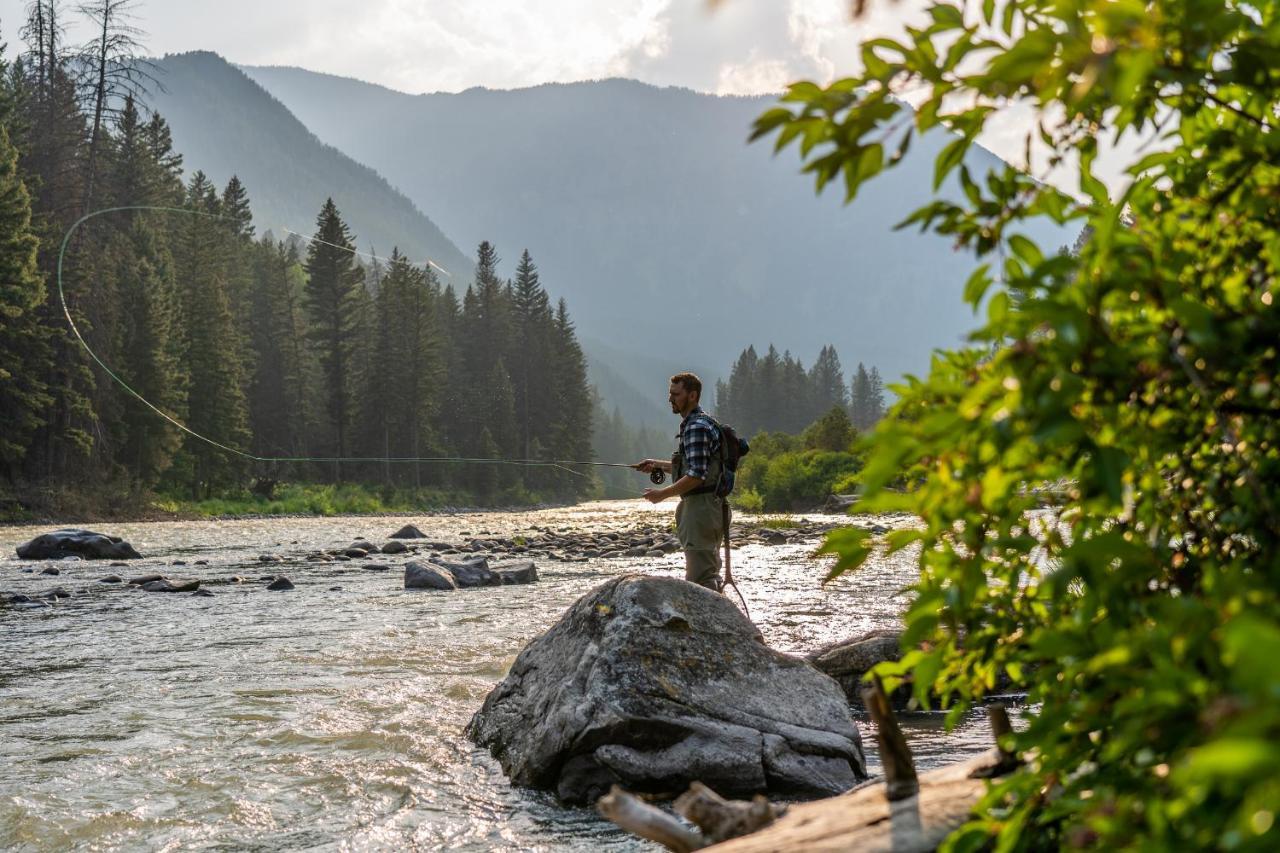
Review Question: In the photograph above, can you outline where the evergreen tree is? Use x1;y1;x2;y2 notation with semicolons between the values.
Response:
510;248;553;460
850;362;874;431
303;197;362;478
114;219;184;487
867;366;885;427
0;120;52;476
170;171;250;497
548;298;592;499
809;345;848;417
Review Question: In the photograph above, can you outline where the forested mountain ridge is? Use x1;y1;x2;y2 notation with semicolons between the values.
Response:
143;52;472;277
242;66;1067;391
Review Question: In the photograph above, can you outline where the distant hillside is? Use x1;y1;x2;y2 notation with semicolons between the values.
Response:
242;68;1067;387
143;52;471;276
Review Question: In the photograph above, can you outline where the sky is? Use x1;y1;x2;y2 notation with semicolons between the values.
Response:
1;0;1138;188
1;0;921;96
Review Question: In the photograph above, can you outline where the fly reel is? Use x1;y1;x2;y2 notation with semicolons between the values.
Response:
649;469;666;485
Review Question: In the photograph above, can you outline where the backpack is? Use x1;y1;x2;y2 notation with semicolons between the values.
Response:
707;416;750;498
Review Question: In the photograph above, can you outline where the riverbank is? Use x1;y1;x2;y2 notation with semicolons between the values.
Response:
0;482;583;526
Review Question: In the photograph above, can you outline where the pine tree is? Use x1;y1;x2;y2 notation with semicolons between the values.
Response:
867;366;886;426
850;362;874;431
0;120;52;476
809;345;848;417
548;298;592;499
114;218;184;487
170;171;250;497
303;197;363;478
510;249;553;460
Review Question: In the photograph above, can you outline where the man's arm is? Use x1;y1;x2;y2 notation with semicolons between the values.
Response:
643;474;703;504
633;458;673;473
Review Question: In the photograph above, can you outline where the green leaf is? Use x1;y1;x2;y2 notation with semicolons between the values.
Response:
818;527;872;582
963;264;993;307
934;137;970;190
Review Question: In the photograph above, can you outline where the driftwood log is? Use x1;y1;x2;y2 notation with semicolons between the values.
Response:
599;683;1021;852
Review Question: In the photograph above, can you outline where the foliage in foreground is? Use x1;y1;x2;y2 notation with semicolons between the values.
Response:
756;0;1279;849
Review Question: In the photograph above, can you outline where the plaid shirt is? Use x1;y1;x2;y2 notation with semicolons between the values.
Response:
678;407;720;480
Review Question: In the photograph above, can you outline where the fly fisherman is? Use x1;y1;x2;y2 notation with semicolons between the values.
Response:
634;373;728;591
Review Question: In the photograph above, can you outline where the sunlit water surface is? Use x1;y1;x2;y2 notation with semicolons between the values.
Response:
1;501;1002;851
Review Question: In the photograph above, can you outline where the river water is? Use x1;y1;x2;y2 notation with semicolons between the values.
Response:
1;501;1000;851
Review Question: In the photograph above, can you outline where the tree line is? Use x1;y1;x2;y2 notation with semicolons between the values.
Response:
714;343;885;436
0;5;593;506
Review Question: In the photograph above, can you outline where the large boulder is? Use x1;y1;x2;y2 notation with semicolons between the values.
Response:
467;575;866;805
389;524;426;539
16;529;142;560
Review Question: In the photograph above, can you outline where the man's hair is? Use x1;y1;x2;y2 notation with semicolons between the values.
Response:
670;372;702;399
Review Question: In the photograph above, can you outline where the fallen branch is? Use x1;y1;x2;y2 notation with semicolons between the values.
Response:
674;782;785;844
597;785;706;852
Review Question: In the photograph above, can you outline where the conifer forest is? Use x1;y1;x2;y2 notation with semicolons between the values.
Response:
0;4;596;511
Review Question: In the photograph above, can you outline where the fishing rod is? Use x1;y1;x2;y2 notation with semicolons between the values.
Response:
55;205;666;486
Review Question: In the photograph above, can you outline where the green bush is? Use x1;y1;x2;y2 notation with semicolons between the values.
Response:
733;486;764;514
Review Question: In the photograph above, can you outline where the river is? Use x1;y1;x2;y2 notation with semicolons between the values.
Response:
1;501;1001;850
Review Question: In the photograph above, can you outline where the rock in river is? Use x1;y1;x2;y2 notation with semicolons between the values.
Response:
404;561;458;591
389;524;426;539
16;529;142;560
806;629;906;709
429;556;499;588
466;575;867;805
491;560;539;585
140;578;201;593
266;576;295;591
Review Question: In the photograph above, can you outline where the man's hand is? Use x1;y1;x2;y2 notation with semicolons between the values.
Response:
633;459;661;474
643;487;668;504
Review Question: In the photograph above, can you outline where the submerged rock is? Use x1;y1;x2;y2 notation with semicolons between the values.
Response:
16;529;142;561
266;576;295;591
467;575;866;805
141;578;200;593
404;561;458;591
390;524;426;539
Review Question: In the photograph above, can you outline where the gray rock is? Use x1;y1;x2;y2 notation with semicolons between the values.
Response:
806;630;905;708
492;560;539;585
43;587;72;599
266;576;294;591
141;578;200;593
98;575;123;584
8;594;51;609
429;556;499;588
128;574;165;586
361;563;391;572
16;529;142;560
823;494;860;513
351;540;380;554
467;575;866;805
389;524;427;539
193;588;215;597
380;540;408;554
644;549;665;558
328;585;343;591
404;561;458;591
40;566;61;576
343;548;368;559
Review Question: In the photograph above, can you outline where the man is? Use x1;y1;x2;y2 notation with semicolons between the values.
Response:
635;373;728;591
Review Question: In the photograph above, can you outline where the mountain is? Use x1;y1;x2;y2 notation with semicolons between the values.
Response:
143;52;471;276
241;67;1067;389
